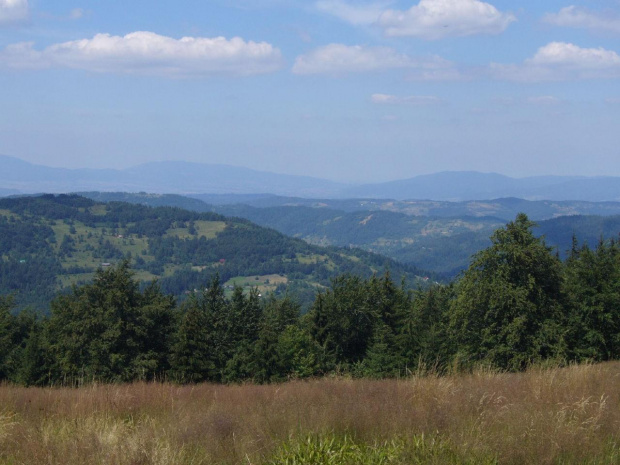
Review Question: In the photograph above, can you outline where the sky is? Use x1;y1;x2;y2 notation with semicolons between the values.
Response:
0;0;619;183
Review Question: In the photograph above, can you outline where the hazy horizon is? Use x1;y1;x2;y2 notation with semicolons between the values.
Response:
0;153;612;186
1;0;619;183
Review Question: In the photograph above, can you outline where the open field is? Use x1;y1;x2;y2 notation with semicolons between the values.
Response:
224;274;288;295
1;362;620;464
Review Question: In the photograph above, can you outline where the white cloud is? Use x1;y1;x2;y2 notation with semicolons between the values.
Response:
0;0;28;25
0;31;283;77
529;41;620;68
543;6;620;34
371;93;441;104
527;96;562;105
292;43;453;75
490;42;620;82
315;0;392;26
378;0;515;39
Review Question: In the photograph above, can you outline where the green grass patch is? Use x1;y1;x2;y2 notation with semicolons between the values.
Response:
268;434;497;465
164;220;226;239
224;274;288;295
88;205;108;216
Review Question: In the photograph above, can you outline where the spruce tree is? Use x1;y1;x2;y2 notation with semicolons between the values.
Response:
450;214;566;371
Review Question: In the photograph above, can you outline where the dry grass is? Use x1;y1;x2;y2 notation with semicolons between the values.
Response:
1;362;620;464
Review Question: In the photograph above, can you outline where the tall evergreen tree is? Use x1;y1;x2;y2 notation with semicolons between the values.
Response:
47;261;176;383
564;239;620;361
449;214;566;371
0;295;17;381
169;293;214;383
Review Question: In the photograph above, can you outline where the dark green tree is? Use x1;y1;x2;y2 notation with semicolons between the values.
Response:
399;285;454;373
449;214;566;371
169;293;214;383
564;239;620;361
0;296;17;381
16;319;48;386
47;261;176;383
309;275;376;367
254;295;300;382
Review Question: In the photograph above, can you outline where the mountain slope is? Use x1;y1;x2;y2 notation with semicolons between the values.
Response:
76;192;620;276
0;194;428;312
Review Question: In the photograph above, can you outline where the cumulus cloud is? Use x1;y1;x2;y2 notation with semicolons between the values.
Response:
543;6;620;34
378;0;516;39
0;0;28;25
529;41;620;68
0;31;283;77
372;93;441;104
292;43;453;75
315;0;392;25
490;42;620;81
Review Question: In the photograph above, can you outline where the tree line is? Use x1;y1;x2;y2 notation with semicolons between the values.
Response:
1;213;620;386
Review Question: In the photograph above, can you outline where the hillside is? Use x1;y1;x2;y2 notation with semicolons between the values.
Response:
216;205;620;275
0;195;428;312
188;193;620;222
76;192;620;276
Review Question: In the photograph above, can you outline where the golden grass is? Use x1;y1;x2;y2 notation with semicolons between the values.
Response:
1;362;620;464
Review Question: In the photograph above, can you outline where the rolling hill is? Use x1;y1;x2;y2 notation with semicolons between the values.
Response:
0;194;428;313
77;192;620;277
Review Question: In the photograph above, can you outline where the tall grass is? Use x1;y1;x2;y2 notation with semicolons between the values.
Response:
1;362;620;464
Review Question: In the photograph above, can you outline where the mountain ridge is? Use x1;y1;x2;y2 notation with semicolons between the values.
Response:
3;155;620;201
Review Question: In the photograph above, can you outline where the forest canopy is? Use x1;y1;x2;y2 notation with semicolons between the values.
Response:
2;213;620;385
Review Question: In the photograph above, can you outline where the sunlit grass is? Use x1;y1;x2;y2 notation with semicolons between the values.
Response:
1;362;620;464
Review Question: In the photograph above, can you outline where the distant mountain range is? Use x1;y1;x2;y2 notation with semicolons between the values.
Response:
2;154;620;201
0;155;346;198
344;172;620;202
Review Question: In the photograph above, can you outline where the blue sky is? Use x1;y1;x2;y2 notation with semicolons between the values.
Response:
0;0;619;183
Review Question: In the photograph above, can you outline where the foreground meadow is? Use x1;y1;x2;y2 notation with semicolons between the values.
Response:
1;362;620;464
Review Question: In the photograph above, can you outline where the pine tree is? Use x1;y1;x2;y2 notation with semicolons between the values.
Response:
169;294;214;383
47;261;176;383
450;214;566;371
564;239;620;361
0;296;17;381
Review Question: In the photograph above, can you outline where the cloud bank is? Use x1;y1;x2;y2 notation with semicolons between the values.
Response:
378;0;516;39
371;93;441;104
292;43;454;76
0;0;28;25
491;42;620;81
543;6;620;34
0;31;283;77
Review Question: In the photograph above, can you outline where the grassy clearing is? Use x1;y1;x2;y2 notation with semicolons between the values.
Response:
164;221;226;239
224;274;288;295
1;362;620;464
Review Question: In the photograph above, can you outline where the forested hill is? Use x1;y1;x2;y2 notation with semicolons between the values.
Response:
0;195;429;313
77;192;620;277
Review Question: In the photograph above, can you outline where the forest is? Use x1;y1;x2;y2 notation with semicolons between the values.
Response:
2;213;620;386
0;194;425;312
